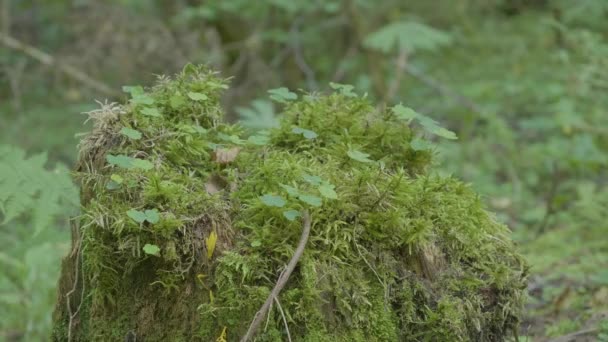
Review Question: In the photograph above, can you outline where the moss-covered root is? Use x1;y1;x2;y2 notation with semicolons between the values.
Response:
52;65;527;341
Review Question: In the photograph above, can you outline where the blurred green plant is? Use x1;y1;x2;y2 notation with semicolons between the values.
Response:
0;145;78;341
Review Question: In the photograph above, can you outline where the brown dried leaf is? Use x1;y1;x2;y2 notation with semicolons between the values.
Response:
212;147;240;165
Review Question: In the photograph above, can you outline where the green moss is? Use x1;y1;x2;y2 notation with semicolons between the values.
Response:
52;65;527;341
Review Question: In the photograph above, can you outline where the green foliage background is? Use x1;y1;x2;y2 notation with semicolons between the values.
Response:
1;0;607;340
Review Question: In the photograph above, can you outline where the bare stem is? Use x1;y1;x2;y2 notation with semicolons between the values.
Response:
240;211;312;342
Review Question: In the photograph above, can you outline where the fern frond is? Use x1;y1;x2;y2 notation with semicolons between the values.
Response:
0;145;78;234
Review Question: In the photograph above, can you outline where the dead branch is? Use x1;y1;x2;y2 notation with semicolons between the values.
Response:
547;327;598;342
240;211;312;342
403;63;482;113
0;34;121;98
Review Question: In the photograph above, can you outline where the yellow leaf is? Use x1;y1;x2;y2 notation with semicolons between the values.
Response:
216;327;227;342
206;231;218;260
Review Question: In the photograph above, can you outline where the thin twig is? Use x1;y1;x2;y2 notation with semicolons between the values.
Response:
240;211;312;342
0;34;120;98
385;48;408;103
547;327;598;342
289;18;318;90
403;63;482;113
273;296;292;342
1;0;9;36
66;231;84;342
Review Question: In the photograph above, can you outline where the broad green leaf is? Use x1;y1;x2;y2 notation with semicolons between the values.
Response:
120;127;142;140
347;149;374;163
268;87;297;103
260;194;287;207
298;194;322;207
187;92;208;101
206;231;218;259
319;183;338;199
127;209;147;223
144;209;160;224
143;243;160;256
329;82;357;97
141;107;162;117
292;127;318;139
283;210;301;221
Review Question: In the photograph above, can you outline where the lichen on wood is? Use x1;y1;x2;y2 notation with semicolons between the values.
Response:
52;65;528;341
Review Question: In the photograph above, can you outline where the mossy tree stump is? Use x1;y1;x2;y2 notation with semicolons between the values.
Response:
52;65;527;341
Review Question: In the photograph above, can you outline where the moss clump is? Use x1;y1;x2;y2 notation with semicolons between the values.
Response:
52;65;527;341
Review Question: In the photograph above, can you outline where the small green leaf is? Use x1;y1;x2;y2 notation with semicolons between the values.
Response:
292;127;318;139
106;180;120;190
187;92;208;101
329;82;357;97
218;133;244;145
426;125;458;140
143;244;160;256
127;209;147;223
347;149;374;163
268;87;297;103
123;85;144;96
145;209;160;224
120;127;142;140
410;137;434;151
250;240;262;247
192;125;207;134
247;134;270;146
417;115;458;140
106;154;135;169
131;159;154;171
110;174;124;184
319;183;338;199
280;184;300;197
260;194;287;207
132;94;155;105
141;107;162;117
283;210;301;221
106;154;153;170
393;104;418;121
302;173;322;185
170;93;186;109
298;194;322;207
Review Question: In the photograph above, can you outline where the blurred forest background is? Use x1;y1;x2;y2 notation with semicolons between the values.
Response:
1;0;607;341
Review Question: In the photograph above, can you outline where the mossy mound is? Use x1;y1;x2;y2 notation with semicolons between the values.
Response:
52;65;527;341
